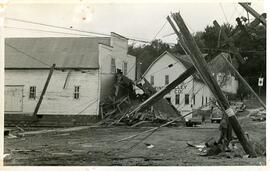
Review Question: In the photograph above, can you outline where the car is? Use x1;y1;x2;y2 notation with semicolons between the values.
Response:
210;107;222;123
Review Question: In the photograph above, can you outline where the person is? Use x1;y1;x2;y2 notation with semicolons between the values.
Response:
218;116;232;152
201;114;206;125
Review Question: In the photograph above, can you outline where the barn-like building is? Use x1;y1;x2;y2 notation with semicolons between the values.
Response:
142;51;238;120
4;32;136;126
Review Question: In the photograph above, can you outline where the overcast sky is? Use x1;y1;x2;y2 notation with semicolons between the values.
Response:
4;1;265;44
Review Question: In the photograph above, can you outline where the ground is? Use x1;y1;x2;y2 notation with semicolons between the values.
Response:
3;99;266;166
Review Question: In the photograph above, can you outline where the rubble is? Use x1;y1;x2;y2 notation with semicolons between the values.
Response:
249;108;266;122
99;70;183;127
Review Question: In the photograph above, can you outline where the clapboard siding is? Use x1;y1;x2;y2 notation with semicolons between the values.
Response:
5;69;99;115
143;52;214;120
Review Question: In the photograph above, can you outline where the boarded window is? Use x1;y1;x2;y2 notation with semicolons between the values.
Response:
111;58;116;73
185;94;189;105
165;75;169;85
150;76;154;85
193;94;196;105
123;62;128;75
175;94;180;105
202;96;204;106
74;86;80;99
29;86;36;99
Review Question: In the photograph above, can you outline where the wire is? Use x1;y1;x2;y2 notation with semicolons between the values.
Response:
122;99;215;150
219;3;229;23
5;42;50;66
153;20;168;40
5;26;93;37
229;5;238;21
233;4;243;17
201;47;265;53
6;17;151;44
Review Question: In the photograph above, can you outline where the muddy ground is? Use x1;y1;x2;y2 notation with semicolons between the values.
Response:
4;109;266;166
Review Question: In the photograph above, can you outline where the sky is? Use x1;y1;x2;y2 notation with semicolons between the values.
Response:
3;0;266;45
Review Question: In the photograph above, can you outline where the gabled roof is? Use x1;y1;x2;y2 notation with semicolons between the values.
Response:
5;37;111;69
142;51;207;79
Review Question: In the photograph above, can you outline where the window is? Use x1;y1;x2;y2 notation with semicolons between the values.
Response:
202;96;204;106
123;62;128;75
175;94;180;105
166;97;171;103
165;75;169;85
150;75;154;85
74;86;80;99
185;94;189;105
206;97;208;104
111;58;116;73
29;86;36;99
193;94;196;105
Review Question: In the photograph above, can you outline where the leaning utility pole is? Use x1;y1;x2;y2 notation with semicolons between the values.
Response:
33;64;56;117
220;54;266;109
168;12;257;157
239;3;266;26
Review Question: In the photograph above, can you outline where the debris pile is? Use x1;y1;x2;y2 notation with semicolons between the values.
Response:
249;108;266;122
99;70;183;127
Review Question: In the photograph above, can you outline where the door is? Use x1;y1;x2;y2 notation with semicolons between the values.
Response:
5;85;23;112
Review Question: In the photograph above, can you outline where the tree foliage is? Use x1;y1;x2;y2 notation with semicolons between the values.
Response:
128;21;266;96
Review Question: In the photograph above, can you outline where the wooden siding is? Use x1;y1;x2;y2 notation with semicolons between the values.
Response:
143;53;214;120
5;69;100;115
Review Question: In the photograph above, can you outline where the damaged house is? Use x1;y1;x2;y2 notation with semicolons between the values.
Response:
4;32;136;126
142;51;238;120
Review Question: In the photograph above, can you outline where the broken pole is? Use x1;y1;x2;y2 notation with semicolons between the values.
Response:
239;3;266;26
221;54;266;109
122;53;220;121
33;64;56;117
170;12;257;157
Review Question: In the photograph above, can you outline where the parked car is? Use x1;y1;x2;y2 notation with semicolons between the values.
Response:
210;107;222;123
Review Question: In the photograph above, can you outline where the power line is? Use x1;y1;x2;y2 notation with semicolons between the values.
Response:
5;42;50;66
6;17;151;44
219;3;229;23
153;20;168;40
5;26;93;37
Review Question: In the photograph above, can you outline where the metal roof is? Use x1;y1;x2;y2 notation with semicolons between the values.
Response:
5;37;111;69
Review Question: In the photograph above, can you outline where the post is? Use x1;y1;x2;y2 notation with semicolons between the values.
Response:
33;64;56;117
239;3;266;26
169;13;257;157
221;54;266;109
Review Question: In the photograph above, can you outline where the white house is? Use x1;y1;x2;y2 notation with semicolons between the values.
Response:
142;51;238;120
4;32;136;119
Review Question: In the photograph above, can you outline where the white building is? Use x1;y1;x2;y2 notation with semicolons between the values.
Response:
142;51;238;120
4;32;136;119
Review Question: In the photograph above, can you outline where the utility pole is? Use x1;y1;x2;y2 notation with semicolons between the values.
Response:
239;3;266;26
169;12;257;157
221;54;266;109
33;64;56;117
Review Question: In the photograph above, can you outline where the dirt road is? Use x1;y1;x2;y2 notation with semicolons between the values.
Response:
4;118;266;166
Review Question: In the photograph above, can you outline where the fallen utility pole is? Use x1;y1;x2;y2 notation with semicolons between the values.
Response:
221;54;266;109
239;3;266;26
218;13;266;53
126;53;220;116
169;12;257;157
33;64;56;117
